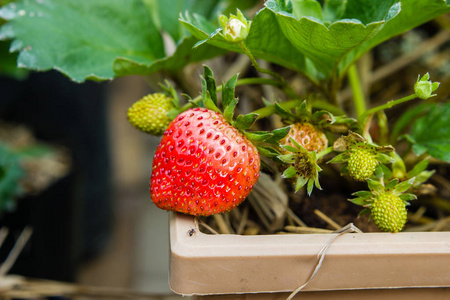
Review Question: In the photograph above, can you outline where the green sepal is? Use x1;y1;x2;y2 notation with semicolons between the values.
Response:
288;137;309;154
378;164;393;180
394;178;415;194
312;110;335;126
278;153;296;164
244;131;273;142
327;152;347;164
159;80;180;108
235;113;259;130
374;164;384;178
414;170;435;186
264;126;291;145
359;208;371;216
222;74;238;109
201;78;220;113
280;144;299;153
377;152;395;164
340;163;348;175
257;145;282;158
223;98;238;123
274;103;296;122
282;166;297;179
352;190;373;199
406;158;429;179
203;65;218;106
295;176;308;192
385;178;399;190
351;197;369;206
166;108;182;120
306;178;314;195
314;175;322;190
399;193;417;202
367;179;384;193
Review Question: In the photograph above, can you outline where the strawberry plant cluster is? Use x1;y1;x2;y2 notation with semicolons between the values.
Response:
1;0;449;233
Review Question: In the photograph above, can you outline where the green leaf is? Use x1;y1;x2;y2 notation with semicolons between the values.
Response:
292;0;323;20
0;0;165;82
407;103;450;162
0;0;227;82
114;36;227;77
184;0;450;87
181;7;318;82
142;0;220;43
267;0;401;79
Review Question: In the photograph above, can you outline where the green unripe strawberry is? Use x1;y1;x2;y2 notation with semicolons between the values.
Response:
127;93;174;136
330;131;394;182
350;178;416;233
371;192;407;233
347;147;378;181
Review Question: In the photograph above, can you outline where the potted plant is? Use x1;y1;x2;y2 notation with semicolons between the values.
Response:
1;0;449;297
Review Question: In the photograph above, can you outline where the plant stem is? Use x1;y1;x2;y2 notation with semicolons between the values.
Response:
238;42;298;99
253;99;304;120
358;94;417;123
348;63;366;118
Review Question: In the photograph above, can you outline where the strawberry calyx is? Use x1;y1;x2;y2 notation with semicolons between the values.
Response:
329;131;394;182
198;65;291;157
278;137;332;195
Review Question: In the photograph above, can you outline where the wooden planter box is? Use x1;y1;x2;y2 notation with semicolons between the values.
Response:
169;213;450;298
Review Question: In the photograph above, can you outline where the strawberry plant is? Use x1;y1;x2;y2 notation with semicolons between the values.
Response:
1;0;449;233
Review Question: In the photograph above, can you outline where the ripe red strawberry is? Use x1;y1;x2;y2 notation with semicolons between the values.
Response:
280;122;328;153
150;108;260;216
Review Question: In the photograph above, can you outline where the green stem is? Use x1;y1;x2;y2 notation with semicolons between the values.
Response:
238;42;298;99
253;99;304;120
348;63;366;118
358;94;417;123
